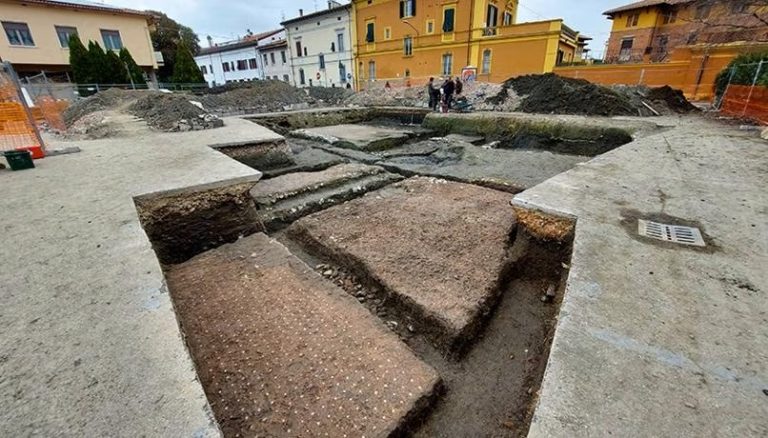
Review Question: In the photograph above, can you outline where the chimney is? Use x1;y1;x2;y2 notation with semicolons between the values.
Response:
207;35;213;47
299;8;304;16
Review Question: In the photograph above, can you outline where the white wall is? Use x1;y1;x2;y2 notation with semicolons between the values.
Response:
262;44;292;82
284;6;354;89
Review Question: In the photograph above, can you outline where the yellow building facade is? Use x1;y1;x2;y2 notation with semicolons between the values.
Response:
351;0;586;87
0;0;158;80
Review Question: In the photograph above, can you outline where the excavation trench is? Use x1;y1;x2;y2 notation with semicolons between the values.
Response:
133;111;639;437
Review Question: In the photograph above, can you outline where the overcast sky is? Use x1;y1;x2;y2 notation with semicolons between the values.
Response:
98;0;622;57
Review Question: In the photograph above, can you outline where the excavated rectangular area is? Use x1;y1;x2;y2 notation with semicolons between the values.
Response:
287;177;518;355
291;124;432;151
166;233;441;438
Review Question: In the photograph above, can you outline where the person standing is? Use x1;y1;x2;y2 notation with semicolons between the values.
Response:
455;76;463;96
427;77;438;110
442;77;456;110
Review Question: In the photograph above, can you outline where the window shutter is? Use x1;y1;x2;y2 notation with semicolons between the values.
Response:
399;1;405;18
412;0;416;16
366;23;375;42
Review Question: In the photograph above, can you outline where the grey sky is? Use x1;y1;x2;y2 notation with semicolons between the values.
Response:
100;0;622;56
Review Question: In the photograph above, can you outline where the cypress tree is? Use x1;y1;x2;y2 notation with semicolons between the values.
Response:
68;34;91;83
171;40;204;84
119;47;147;85
87;41;110;83
105;49;129;84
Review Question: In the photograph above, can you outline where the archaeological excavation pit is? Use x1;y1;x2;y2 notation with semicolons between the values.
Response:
133;111;654;437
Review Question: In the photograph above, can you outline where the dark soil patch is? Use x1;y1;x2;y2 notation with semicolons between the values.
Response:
505;73;636;117
647;86;700;113
193;80;313;113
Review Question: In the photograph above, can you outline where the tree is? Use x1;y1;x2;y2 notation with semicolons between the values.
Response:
119;48;147;85
105;49;129;84
714;51;768;99
147;10;201;81
171;40;204;83
87;41;110;83
68;34;91;83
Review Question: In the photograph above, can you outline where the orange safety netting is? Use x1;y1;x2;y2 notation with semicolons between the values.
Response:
36;97;68;131
0;76;43;154
721;85;768;124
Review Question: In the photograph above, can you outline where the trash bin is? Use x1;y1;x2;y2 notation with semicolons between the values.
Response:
3;150;35;171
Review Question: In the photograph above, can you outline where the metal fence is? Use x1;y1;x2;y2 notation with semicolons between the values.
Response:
0;62;45;157
715;60;768;122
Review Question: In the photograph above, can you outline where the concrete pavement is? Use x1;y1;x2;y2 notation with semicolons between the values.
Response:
0;118;278;437
516;116;768;437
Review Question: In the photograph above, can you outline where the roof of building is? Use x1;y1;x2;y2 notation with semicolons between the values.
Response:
198;29;283;56
259;39;288;51
281;3;351;26
603;0;693;16
11;0;151;18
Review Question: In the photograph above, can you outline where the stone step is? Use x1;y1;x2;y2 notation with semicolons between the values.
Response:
166;233;441;438
287;177;518;356
251;164;403;230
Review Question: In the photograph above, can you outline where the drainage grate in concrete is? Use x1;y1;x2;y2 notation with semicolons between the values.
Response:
637;220;706;247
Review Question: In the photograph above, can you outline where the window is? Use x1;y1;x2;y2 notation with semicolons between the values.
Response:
695;4;711;19
222;62;231;72
299;68;306;85
273;76;278;80
303;47;308;56
556;49;565;65
482;49;491;74
619;38;633;61
55;25;77;48
368;61;376;80
405;68;410;77
200;65;208;74
331;42;336;52
625;13;639;27
237;59;248;70
426;20;435;34
400;0;416;18
230;62;235;71
263;53;268;64
100;29;122;50
403;36;413;56
366;22;375;43
209;65;213;73
281;51;287;63
662;10;677;24
270;52;276;64
283;74;289;81
339;62;347;83
319;53;326;70
441;53;452;75
443;8;455;32
296;41;302;57
3;22;35;46
486;4;499;34
249;58;258;69
503;11;513;26
337;33;345;52
384;27;392;40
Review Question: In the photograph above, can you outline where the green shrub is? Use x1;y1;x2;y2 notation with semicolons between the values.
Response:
714;52;768;99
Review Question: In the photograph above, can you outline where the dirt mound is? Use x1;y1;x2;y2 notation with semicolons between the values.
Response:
129;93;222;131
307;86;354;105
62;88;134;127
503;73;636;116
194;80;313;113
646;85;699;113
344;81;512;110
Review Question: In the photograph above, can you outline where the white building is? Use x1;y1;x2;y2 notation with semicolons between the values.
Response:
194;29;286;87
281;1;354;89
260;40;292;82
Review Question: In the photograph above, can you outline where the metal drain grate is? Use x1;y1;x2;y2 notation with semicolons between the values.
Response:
637;220;706;247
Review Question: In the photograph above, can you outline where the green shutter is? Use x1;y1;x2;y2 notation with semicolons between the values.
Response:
442;8;455;32
366;23;375;42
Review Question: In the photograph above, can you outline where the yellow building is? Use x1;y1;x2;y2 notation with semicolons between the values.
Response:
604;0;768;63
0;0;159;81
351;0;587;87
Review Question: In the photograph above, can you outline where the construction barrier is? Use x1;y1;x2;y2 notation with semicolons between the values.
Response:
720;85;768;124
0;62;45;158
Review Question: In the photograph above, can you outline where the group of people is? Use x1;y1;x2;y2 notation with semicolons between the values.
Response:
427;76;463;112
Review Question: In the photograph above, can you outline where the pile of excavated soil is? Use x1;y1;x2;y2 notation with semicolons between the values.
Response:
62;89;223;137
193;80;314;113
307;86;354;105
344;81;513;110
487;73;699;117
503;74;637;116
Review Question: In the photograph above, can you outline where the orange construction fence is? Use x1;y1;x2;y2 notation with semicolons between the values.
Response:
720;85;768;124
0;74;45;158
